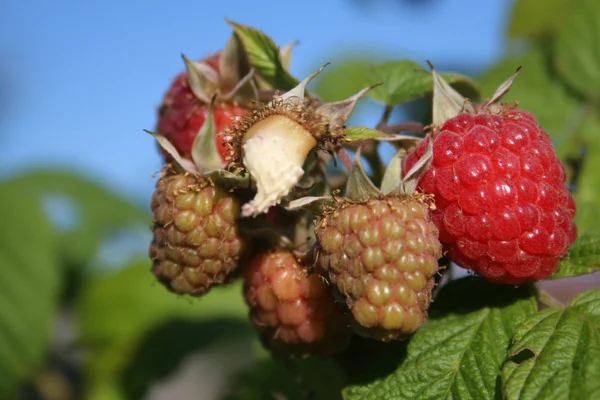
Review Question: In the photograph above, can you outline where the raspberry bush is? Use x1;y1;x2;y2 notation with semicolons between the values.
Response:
3;2;600;400
139;16;599;399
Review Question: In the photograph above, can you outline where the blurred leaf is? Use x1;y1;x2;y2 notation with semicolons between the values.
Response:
555;0;600;99
0;187;60;399
223;357;344;400
366;60;480;106
477;50;580;144
122;319;255;400
574;115;600;212
551;234;600;279
77;261;249;391
502;290;600;400
343;277;536;400
1;170;148;271
227;20;299;91
508;0;569;39
345;126;386;141
312;58;375;103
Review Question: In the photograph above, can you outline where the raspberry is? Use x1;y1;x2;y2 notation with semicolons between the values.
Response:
149;173;247;296
315;196;442;341
243;249;351;356
157;53;250;163
404;108;577;284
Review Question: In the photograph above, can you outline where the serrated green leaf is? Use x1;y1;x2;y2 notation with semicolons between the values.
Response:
77;261;249;387
508;0;569;39
550;234;600;279
477;50;580;145
345;126;386;141
0;187;60;399
227;20;298;91
502;289;600;400
366;60;480;106
343;277;537;400
555;0;600;99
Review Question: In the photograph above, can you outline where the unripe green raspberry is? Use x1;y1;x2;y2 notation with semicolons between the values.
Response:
243;249;351;356
149;173;247;296
315;195;442;341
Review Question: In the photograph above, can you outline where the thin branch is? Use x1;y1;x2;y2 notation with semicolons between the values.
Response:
376;105;394;129
379;122;425;134
336;146;354;172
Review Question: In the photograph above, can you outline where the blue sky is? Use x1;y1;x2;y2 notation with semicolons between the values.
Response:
0;0;511;205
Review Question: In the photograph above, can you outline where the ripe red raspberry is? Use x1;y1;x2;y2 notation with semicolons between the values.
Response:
156;53;250;162
315;196;442;341
403;108;577;284
243;250;351;356
149;173;247;295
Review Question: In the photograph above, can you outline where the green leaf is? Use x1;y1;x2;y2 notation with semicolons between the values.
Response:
574;116;600;214
1;170;148;271
312;57;376;103
227;20;298;91
345;126;386;141
366;60;480;106
343;277;537;400
502;289;600;400
554;0;600;99
508;0;569;39
121;319;255;399
477;50;580;144
223;357;344;400
550;234;600;279
77;261;249;389
0;188;60;399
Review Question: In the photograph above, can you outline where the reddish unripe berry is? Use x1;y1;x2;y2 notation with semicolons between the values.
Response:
243;250;351;356
156;53;250;162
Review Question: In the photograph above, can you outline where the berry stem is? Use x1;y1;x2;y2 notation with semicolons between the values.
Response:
378;122;425;135
536;287;565;309
376;105;394;129
336;146;354;172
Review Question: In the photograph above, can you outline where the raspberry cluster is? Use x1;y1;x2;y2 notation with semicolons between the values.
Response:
145;23;577;356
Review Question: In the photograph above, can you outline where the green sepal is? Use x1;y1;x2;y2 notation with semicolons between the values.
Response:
181;54;219;104
190;96;223;173
380;150;405;195
344;147;380;202
430;61;474;126
145;130;197;174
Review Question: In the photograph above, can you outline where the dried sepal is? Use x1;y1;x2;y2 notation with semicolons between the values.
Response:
146;130;197;173
182;54;220;103
380;149;406;195
398;134;433;194
315;84;380;139
429;60;474;126
190;96;223;172
219;32;246;91
481;66;521;113
344;147;380;202
279;63;328;102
